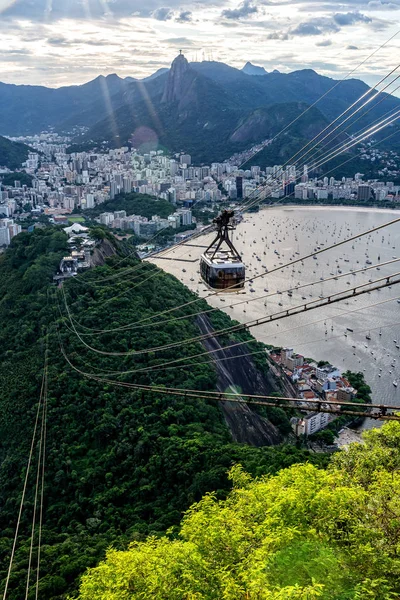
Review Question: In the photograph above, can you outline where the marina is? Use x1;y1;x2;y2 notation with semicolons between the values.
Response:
152;205;400;426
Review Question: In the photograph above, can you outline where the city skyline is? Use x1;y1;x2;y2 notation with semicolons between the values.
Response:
0;0;399;89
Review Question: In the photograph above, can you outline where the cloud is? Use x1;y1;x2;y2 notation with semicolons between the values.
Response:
266;31;289;40
316;39;332;46
151;6;174;20
367;0;400;8
163;37;195;46
176;10;192;22
347;44;359;49
333;11;371;25
291;17;339;36
291;22;324;35
47;36;73;47
222;0;258;19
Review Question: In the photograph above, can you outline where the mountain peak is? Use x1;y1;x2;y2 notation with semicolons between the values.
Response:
242;62;267;76
161;52;190;104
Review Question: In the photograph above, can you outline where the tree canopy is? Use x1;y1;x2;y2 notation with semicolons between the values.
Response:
79;421;400;599
0;227;327;599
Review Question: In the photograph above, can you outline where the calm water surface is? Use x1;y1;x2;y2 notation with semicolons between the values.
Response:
151;206;400;426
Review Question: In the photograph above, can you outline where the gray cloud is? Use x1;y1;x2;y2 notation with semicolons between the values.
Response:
0;0;197;21
266;31;289;40
316;39;332;46
163;37;195;45
291;17;339;36
47;36;73;47
152;6;174;20
222;0;258;19
333;11;371;25
176;10;192;22
347;44;359;49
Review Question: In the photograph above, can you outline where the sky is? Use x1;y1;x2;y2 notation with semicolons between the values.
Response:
0;0;399;89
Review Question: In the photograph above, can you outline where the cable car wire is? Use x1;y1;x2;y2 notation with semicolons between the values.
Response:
63;257;400;336
60;268;400;359
59;292;400;379
57;331;400;422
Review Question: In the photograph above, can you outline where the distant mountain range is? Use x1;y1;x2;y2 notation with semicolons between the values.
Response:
1;55;399;166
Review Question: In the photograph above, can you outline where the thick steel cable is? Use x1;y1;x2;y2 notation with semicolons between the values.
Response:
74;57;400;289
57;335;400;422
238;28;400;170
25;342;47;600
308;109;400;172
303;81;400;168
2;364;46;600
35;338;48;600
64;258;400;336
60;272;400;362
60;293;400;379
86;214;400;336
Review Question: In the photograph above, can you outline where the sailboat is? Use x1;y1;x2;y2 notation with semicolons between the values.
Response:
366;332;371;340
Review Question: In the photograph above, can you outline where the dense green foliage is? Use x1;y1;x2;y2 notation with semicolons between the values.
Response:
0;229;328;599
85;192;175;220
0;171;33;187
0;136;31;170
343;371;372;404
79;421;400;599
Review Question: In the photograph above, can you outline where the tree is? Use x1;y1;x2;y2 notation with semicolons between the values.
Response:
78;422;400;599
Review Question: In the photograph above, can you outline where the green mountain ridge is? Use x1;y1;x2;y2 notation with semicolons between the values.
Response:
1;58;399;165
0;228;327;599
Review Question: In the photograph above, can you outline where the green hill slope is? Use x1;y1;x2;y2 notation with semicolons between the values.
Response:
79;420;400;599
0;228;326;599
0;135;30;169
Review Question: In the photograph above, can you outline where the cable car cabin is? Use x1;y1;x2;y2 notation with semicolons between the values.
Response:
200;250;245;290
200;209;245;290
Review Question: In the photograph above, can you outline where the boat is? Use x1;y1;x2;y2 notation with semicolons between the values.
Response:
394;381;398;387
347;328;354;332
366;333;371;340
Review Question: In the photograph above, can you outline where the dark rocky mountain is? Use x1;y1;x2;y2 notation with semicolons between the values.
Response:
242;62;268;76
0;135;31;169
143;67;169;81
1;54;399;163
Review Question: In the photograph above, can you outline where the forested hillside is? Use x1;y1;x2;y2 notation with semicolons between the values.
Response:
79;421;400;599
84;192;175;220
0;135;31;169
0;229;327;599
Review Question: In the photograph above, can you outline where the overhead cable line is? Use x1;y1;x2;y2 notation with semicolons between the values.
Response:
2;356;47;600
78;30;400;283
75;50;400;288
61;270;400;359
57;338;400;422
64;258;400;336
61;294;400;379
25;336;48;600
237;28;400;170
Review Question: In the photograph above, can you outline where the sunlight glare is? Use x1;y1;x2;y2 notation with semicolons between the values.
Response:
0;0;17;14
